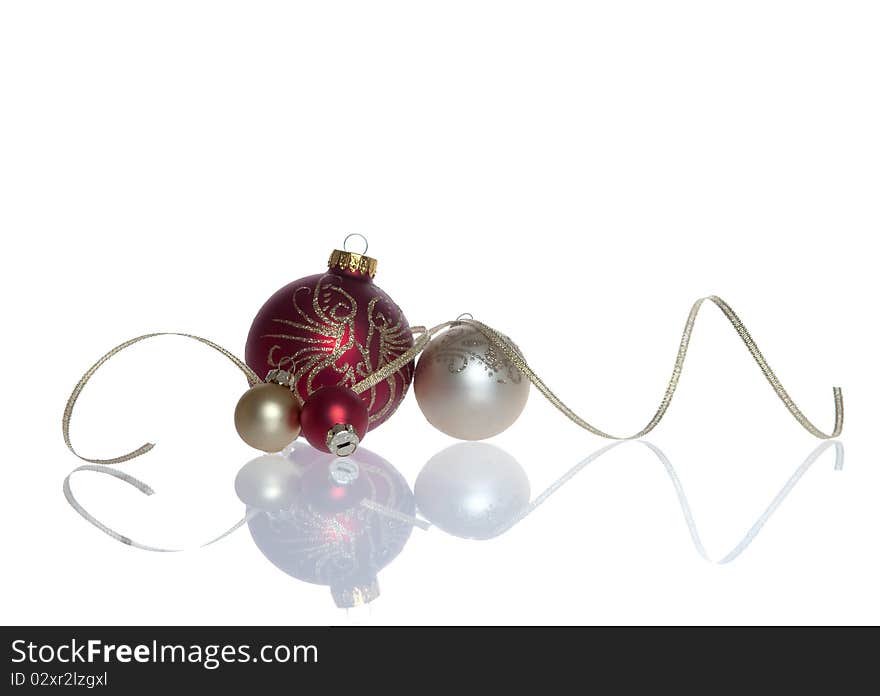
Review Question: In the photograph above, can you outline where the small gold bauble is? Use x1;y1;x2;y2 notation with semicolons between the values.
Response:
234;382;301;452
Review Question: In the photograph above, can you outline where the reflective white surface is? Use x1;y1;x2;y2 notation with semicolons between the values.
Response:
42;428;872;624
231;438;850;610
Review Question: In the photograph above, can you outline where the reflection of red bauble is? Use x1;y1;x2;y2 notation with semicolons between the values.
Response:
300;386;369;453
244;260;415;432
299;453;371;513
246;443;416;607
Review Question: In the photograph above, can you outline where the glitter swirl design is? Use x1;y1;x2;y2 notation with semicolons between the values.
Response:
246;272;415;430
427;326;525;384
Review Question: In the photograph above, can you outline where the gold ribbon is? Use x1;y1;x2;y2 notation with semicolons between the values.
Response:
62;296;843;470
63;333;262;465
355;295;844;440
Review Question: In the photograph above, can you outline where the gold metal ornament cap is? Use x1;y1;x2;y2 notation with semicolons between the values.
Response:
328;248;378;278
328;233;377;278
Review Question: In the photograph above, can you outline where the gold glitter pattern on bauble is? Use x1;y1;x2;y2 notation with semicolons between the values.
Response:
261;275;413;426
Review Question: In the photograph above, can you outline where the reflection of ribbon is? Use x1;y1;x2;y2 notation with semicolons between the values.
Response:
62;463;428;551
62;465;256;552
360;498;430;530
63;438;843;562
61;333;262;549
497;440;844;563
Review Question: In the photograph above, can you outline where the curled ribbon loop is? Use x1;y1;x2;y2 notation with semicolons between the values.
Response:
63;333;262;465
461;295;843;440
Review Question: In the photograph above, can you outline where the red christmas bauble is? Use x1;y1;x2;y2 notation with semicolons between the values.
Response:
300;385;369;453
245;249;415;432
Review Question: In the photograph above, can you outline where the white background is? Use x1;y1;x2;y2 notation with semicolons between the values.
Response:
1;2;877;625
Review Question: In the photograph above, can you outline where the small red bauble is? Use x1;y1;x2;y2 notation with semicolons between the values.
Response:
300;385;369;454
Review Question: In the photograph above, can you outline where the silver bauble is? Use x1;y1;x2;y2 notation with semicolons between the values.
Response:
415;442;531;539
413;325;530;440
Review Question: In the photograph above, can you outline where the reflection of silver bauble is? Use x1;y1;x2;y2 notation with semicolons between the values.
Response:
415;442;531;540
234;454;303;511
414;325;530;440
247;444;415;607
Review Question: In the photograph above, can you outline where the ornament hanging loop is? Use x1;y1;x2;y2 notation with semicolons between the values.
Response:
343;233;369;255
